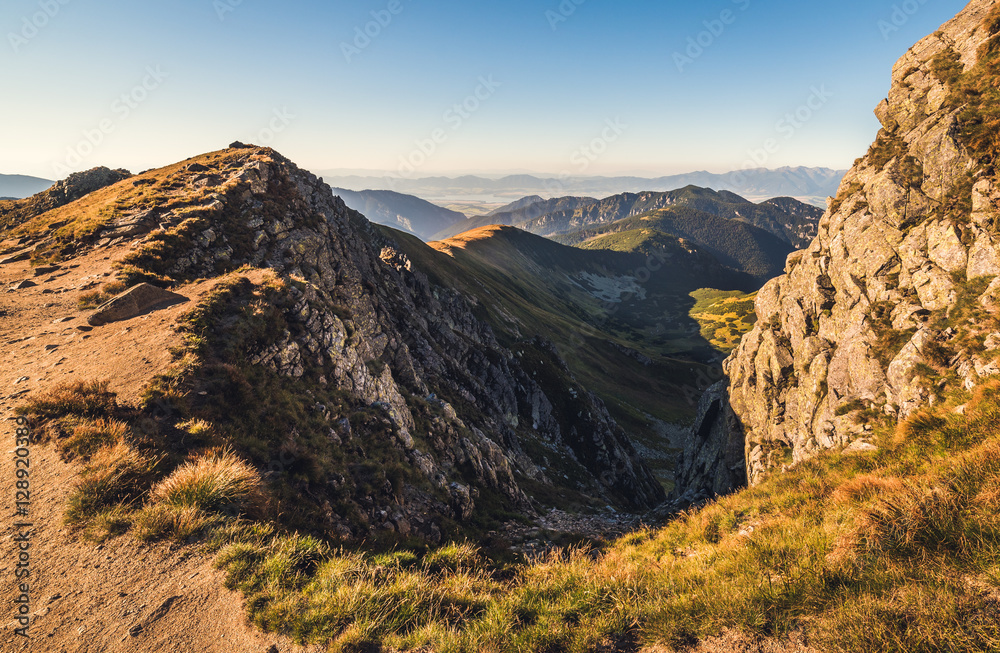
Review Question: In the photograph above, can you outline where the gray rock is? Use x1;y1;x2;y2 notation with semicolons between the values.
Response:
0;250;31;265
722;0;1000;485
88;283;188;326
672;381;746;505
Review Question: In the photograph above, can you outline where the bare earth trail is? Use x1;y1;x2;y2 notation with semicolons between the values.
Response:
0;242;314;652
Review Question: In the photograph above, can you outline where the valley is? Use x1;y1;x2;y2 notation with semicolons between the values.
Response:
4;0;1000;651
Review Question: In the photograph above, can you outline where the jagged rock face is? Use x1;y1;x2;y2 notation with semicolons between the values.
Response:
671;381;746;507
723;0;1000;484
108;148;665;536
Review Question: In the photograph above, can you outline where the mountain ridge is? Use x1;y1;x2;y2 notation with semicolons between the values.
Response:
0;173;53;198
321;166;846;205
331;187;467;240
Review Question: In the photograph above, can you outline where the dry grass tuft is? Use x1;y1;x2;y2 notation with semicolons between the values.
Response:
133;504;222;542
61;418;130;459
18;380;117;420
149;449;262;515
66;442;159;525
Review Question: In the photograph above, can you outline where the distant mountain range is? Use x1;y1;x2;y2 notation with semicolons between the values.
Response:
319;166;846;206
431;187;821;281
0;173;53;198
520;186;823;250
556;206;793;283
331;188;467;240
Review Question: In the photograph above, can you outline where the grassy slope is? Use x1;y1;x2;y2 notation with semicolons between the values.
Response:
24;361;1000;652
124;378;1000;653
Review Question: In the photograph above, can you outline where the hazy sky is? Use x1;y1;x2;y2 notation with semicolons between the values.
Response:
0;0;970;180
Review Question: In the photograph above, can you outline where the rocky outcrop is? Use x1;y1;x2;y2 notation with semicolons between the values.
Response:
106;146;665;539
88;283;188;326
51;167;132;202
710;0;1000;484
0;166;132;230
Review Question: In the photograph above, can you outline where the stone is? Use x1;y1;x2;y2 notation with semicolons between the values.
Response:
844;440;879;455
10;279;36;290
981;277;1000;311
0;250;31;264
88;283;188;327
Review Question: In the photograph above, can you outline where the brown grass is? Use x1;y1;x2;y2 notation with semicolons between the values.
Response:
18;379;117;419
65;442;159;524
149;449;263;515
831;475;907;504
61;418;130;459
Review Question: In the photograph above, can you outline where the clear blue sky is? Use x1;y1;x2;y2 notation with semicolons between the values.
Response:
0;0;971;180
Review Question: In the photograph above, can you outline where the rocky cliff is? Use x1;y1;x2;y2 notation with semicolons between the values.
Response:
707;0;1000;485
16;148;665;542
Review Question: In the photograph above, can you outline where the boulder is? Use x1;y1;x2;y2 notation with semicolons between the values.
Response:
88;283;188;326
0;248;34;265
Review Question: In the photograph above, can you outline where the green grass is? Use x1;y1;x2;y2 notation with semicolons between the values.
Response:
195;375;1000;652
688;289;758;353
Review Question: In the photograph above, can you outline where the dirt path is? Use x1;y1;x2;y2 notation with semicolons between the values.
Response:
0;243;313;652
